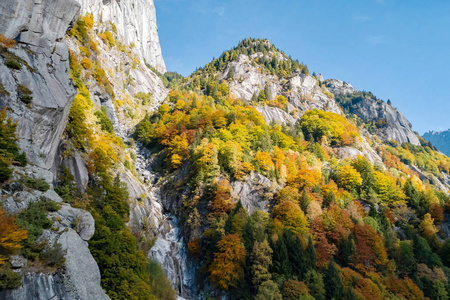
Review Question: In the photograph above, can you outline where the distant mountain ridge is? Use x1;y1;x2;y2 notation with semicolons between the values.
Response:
423;129;450;156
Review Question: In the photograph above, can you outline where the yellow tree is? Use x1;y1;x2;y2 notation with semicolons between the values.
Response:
209;234;246;290
338;165;362;191
254;151;274;175
273;201;309;234
0;207;27;264
168;133;189;168
373;171;406;206
419;213;438;238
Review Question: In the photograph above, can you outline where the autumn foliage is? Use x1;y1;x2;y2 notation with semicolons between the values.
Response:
0;207;27;265
209;234;246;290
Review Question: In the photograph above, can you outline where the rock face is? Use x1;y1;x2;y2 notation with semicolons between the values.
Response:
256;106;296;125
119;170;163;235
75;0;166;73
325;79;356;95
220;52;341;124
149;216;195;300
423;129;450;156
0;0;80;170
221;53;340;125
326;79;420;146
0;1;110;299
0;195;109;300
231;172;277;214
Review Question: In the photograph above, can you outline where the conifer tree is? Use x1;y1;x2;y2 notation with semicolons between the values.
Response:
270;235;291;278
251;239;273;287
325;260;344;300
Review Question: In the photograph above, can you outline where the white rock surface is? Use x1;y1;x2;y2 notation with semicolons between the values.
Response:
325;79;420;146
75;0;166;73
0;0;80;170
223;54;341;119
231;172;277;214
256;106;296;125
149;216;196;299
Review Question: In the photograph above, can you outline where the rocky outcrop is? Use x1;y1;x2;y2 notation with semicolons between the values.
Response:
231;172;278;214
66;16;168;136
326;79;420;146
149;216;195;300
119;171;163;235
335;136;384;167
0;0;80;170
256;106;296;125
0;188;109;300
0;1;111;299
325;79;356;95
75;0;166;73
60;150;89;192
221;53;340;122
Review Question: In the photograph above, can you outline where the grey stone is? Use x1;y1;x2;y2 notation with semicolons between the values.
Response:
61;150;89;192
231;172;277;214
9;255;27;269
256;106;296;126
75;0;166;73
149;216;196;299
0;0;80;171
325;79;420;146
75;211;95;241
58;230;110;300
222;53;341;121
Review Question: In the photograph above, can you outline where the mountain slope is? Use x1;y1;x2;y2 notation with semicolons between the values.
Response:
1;3;450;300
134;38;450;299
423;129;450;156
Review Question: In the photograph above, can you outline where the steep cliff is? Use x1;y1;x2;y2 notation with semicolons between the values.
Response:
0;0;80;170
75;0;166;73
326;79;420;146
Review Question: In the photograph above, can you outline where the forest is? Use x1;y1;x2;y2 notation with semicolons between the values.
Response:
1;14;449;300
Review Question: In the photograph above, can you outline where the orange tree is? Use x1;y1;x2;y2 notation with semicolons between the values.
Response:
0;207;27;264
209;234;246;290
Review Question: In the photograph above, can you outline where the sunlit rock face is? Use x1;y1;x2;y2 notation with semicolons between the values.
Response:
75;0;166;73
0;0;80;170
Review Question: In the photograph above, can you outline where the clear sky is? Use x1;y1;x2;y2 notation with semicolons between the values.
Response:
154;0;450;134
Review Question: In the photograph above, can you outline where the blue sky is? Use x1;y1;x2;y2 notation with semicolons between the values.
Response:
154;0;450;134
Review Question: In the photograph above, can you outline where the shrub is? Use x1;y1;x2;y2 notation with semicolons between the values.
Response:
19;175;50;192
0;34;17;49
17;197;59;241
0;264;22;289
55;167;77;202
123;160;132;171
66;93;92;149
5;58;21;70
0;158;12;182
94;106;113;133
0;83;10;96
0;108;24;182
15;152;27;167
83;14;94;30
40;242;66;268
147;260;177;300
17;84;33;104
80;57;91;69
79;46;91;57
17;197;60;260
68;18;88;43
134;92;153;105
